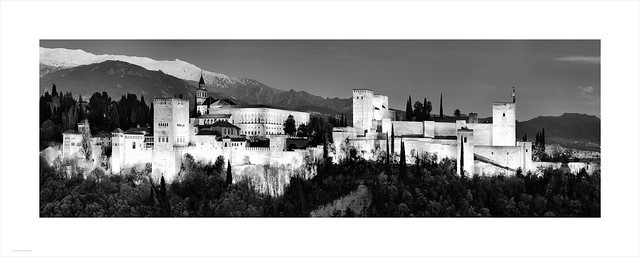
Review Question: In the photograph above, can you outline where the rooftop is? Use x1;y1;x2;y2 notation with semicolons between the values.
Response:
211;120;240;129
124;127;152;135
63;129;81;135
196;130;221;136
199;113;232;119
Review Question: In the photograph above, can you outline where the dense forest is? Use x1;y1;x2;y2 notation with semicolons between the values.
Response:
40;150;600;217
40;85;152;149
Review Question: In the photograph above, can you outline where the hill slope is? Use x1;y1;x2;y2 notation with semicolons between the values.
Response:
516;113;600;151
39;60;230;105
40;47;352;114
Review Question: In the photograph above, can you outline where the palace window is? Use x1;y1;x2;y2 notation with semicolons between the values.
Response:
132;142;136;149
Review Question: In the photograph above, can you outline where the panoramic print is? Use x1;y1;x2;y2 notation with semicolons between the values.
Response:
39;40;601;217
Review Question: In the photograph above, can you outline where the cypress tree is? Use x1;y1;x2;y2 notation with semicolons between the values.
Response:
439;93;443;118
460;136;465;178
406;96;413;121
160;176;170;216
391;124;395;158
386;131;390;167
399;138;406;179
542;128;546;146
52;83;58;98
423;97;428;120
226;161;233;186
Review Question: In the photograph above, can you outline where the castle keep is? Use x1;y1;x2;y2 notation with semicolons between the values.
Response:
333;88;533;176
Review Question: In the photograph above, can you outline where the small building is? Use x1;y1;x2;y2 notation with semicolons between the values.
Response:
62;130;83;158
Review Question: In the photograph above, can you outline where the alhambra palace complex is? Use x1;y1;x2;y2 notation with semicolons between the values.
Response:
62;75;592;183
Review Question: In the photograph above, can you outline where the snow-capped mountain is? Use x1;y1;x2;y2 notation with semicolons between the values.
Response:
40;47;239;86
40;47;353;115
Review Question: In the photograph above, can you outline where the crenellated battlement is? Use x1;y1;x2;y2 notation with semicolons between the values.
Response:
154;98;189;105
353;89;372;94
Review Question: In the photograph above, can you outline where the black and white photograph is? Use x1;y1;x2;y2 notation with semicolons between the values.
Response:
1;1;639;257
37;40;602;217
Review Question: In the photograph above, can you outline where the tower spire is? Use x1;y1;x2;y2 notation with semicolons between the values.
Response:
512;86;516;103
198;70;205;89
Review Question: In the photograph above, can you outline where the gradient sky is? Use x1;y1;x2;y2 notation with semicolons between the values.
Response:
41;40;600;121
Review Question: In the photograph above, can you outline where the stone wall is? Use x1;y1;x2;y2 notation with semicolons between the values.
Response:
391;121;423;136
464;123;492;145
475;145;525;171
492;102;516;146
434;122;457;137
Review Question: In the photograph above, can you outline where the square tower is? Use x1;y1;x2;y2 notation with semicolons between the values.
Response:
456;128;475;177
353;89;374;136
492;102;516;146
152;98;190;183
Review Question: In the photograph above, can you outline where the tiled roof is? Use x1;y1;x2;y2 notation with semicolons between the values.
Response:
112;128;124;133
63;130;81;134
196;130;221;136
199;113;232;119
201;96;217;106
124;127;152;135
212;99;237;106
211;121;240;129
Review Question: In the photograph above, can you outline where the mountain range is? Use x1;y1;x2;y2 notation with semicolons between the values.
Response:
40;47;351;115
39;47;600;150
516;113;600;151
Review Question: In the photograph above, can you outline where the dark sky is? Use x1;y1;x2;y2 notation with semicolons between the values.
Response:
41;40;600;120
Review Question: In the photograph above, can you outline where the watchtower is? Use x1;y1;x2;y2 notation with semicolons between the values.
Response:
456;127;475;177
352;89;374;136
152;98;190;183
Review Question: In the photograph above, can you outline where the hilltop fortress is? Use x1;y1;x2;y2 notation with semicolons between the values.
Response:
63;75;321;183
332;88;533;176
62;76;539;182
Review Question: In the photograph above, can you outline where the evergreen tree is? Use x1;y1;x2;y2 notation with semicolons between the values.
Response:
226;161;233;186
391;124;395;158
147;183;157;207
52;84;58;98
284;115;297;137
523;133;527;142
323;141;329;159
542;128;546;146
439;93;443;118
80;120;92;161
385;131;390;167
159;176;171;216
454;109;461;118
405;96;413;121
422;98;428;120
460;136;465;178
146;103;153;126
425;100;433;120
413;101;424;121
399;138;406;179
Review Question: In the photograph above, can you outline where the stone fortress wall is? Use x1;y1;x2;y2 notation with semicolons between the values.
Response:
333;88;533;176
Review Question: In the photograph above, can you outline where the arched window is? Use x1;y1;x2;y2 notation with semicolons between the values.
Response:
132;142;136;149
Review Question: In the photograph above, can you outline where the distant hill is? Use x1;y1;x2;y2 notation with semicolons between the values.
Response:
40;47;352;115
39;60;232;106
516;113;600;151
